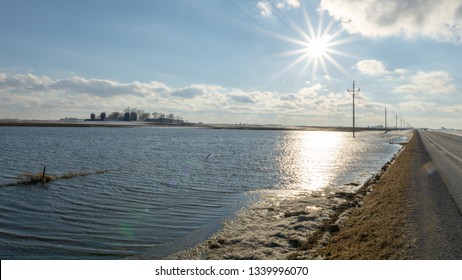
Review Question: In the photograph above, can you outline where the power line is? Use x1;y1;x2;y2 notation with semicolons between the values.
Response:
268;1;300;37
226;0;292;49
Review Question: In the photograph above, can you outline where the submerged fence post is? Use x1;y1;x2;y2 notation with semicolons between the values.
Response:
42;166;47;181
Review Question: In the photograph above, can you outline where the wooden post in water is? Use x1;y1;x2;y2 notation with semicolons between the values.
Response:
42;166;47;181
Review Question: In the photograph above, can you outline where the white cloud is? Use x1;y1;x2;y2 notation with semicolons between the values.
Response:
258;0;301;18
356;60;389;76
257;1;273;18
171;84;210;99
439;104;462;113
229;94;256;104
319;0;462;43
277;0;301;9
398;100;439;112
299;83;322;99
286;0;300;8
52;76;142;97
394;68;408;75
393;71;456;94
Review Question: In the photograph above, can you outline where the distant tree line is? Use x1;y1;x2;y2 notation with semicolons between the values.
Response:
106;107;183;123
61;117;83;121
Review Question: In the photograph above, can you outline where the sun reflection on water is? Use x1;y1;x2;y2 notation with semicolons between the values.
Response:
278;131;348;191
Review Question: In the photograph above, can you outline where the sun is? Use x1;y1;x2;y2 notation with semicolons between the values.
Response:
275;9;352;80
306;36;329;58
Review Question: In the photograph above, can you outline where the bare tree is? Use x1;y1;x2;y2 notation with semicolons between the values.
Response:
108;111;123;119
139;112;150;121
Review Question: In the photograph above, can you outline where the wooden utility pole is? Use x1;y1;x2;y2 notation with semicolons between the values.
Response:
385;107;388;133
347;81;360;138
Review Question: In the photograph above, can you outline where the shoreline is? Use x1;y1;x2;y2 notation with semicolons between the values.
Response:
163;132;411;260
0;120;395;133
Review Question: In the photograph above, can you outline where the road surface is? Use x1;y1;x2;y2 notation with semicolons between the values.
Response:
419;130;462;212
408;130;462;259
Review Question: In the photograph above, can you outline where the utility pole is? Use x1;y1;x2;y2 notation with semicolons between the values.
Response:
395;114;398;130
347;81;360;138
385;107;388;133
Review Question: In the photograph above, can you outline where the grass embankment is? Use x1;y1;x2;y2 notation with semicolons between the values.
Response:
314;133;416;259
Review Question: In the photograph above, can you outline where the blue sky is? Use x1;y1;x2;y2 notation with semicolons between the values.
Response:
1;0;461;128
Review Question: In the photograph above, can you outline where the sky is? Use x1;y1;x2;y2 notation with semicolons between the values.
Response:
1;0;461;128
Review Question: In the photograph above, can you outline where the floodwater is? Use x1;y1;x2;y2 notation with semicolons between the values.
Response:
0;126;403;259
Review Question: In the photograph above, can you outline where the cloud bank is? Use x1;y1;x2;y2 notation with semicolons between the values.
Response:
0;68;459;128
319;0;462;43
0;72;361;125
394;71;456;94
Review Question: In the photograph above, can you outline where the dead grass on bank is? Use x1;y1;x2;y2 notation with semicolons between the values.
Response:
16;172;57;184
316;133;416;259
15;170;111;185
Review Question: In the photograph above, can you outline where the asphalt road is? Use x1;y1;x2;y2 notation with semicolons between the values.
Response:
419;130;462;212
408;131;462;259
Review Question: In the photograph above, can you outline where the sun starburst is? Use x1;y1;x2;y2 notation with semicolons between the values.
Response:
276;9;352;81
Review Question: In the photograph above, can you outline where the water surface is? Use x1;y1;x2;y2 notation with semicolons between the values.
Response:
0;127;402;259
